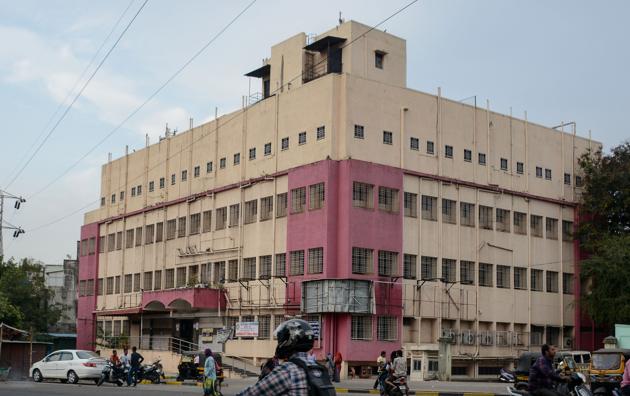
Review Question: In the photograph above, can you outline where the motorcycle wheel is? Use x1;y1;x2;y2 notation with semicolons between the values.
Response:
116;380;123;387
151;374;160;384
97;376;104;386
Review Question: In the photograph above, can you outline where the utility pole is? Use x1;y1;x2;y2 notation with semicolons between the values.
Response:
0;189;26;258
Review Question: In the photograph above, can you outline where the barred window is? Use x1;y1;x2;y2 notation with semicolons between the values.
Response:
353;182;373;208
171;173;177;185
194;166;200;177
442;199;456;224
351;316;372;340
514;212;527;234
316;126;326;140
562;220;573;241
155;222;164;242
378;250;397;276
479;206;493;230
377;316;397;341
264;142;272;156
546;218;558;240
125;229;134;248
124;274;132;293
207;161;213;173
478;152;486;165
188;265;199;284
274;254;286;277
165;269;175;289
479;263;493;287
260;196;273;221
500;158;508;171
445;145;454;158
545;168;552;180
546;271;559;293
145;224;154;244
159;177;165;188
421;195;437;221
575;175;583;187
99;236;105;253
234;153;240;165
202;211;212;233
298;131;307;145
354;124;364;139
178;216;187;237
517;162;524;174
116;232;122;250
189;213;201;234
200;264;208;283
241;258;256;280
213;262;225;284
228;260;238;282
86;279;94;296
219;158;226;169
229;204;240;227
259;256;272;279
291;187;306;213
142;272;152;291
106;277;114;294
464;149;472;162
276;193;288;217
460;261;475;285
258;315;271;339
88;237;96;255
166;219;177;240
461;202;475;227
442;259;456;282
404;192;417;217
352;247;373;274
244;200;258;224
133;273;140;292
290;251;305;275
536;166;543;178
249;147;256;160
496;209;510;233
496;265;510;289
182;170;188;181
281;137;289;150
176;267;186;287
531;215;543;237
378;187;399;213
426;140;435;154
410;137;419;150
154;271;162;290
421;256;437;280
97;278;104;295
514;267;527;290
308;247;324;274
115;276;121;293
383;131;393;145
531;269;543;291
563;273;574;295
215;207;227;230
309;183;325;210
403;254;417;279
135;227;143;246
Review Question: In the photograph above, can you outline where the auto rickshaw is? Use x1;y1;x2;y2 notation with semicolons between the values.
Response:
513;351;578;390
590;348;630;394
176;351;224;383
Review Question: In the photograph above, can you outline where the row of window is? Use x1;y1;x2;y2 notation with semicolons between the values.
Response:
351;315;398;341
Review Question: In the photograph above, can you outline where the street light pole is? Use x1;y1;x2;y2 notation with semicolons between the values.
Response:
0;189;26;257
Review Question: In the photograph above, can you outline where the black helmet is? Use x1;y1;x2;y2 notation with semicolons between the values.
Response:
274;319;314;358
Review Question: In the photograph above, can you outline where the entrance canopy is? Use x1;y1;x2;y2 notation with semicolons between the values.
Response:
142;287;225;312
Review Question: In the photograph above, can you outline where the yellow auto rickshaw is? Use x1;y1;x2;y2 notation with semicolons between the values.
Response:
590;348;630;394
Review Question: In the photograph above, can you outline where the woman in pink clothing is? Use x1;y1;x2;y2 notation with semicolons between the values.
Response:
622;360;630;396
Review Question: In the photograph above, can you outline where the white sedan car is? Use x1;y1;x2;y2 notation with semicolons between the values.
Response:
30;350;107;384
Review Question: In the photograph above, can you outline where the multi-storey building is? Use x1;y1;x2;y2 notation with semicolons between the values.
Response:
78;21;600;379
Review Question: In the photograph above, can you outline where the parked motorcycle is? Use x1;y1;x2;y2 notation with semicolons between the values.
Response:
97;361;127;387
506;372;592;396
382;376;409;396
132;360;164;384
500;368;516;383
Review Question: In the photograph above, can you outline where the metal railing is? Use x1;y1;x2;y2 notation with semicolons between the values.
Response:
97;335;197;354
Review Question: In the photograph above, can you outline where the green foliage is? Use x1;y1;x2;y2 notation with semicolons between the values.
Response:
0;292;24;326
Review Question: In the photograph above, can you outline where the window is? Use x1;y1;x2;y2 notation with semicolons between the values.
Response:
514;212;527;234
133;273;140;292
378;251;397;276
206;161;213;173
352;316;372;340
291;187;306;213
276;193;288;217
531;269;543;291
233;153;240;165
143;272;152;291
260;196;273;221
241;258;256;280
290;250;305;275
171;174;176;185
176;267;186;287
159;177;165;189
281;137;289;150
124;274;132;293
215;207;227;230
115;276;121;293
545;168;552;180
178;216;187;237
154;270;162;290
316;126;325;140
403;254;417;279
181;170;188;181
264;142;272;156
536;166;543;178
500;158;508;171
155;222;164;242
148;181;155;192
227;260;238;282
517;162;524;174
191;166;199;178
244;200;258;224
421;195;437;221
202;211;212;233
258;315;271;339
496;209;510;232
442;199;456;224
531;215;543;237
309;183;325;210
97;278;104;295
189;265;199;285
189;213;201;234
259;256;272;279
135;227;142;246
421;256;437;280
442;259;456;282
352;247;373;274
404;192;417;217
479;206;493;230
249;147;256;160
464;149;472;162
460;261;475;285
308;248;324;274
375;51;384;69
101;197;105;206
497;265;510;289
98;236;105;253
229;204;240;227
274;254;286;277
564;173;571;185
563;273;574;294
116;232;122;250
106;277;114;294
575;175;583;187
546;218;558;240
213;262;225;284
514;267;527;290
377;317;397;341
426;141;434;154
562;220;573;241
111;193;116;204
298;131;307;145
383;131;393;145
445;145;454;158
126;229;134;249
88;237;96;255
410;137;419;151
354;125;364;139
353;182;373;208
479;263;493;287
460;202;475;227
378;187;399;213
219;158;226;169
478;153;486;165
546;271;559;293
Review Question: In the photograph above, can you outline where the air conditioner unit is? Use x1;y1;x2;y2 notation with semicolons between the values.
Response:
513;333;525;346
460;330;476;346
441;329;457;344
480;331;494;346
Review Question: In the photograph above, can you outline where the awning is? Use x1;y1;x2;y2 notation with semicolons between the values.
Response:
304;36;346;52
244;64;270;78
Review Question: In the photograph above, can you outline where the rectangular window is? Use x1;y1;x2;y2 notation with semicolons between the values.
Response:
206;161;213;173
464;149;472;162
133;273;140;292
445;145;453;158
460;261;475;285
442;258;456;282
200;264;208;284
531;269;543;291
264;142;272;156
215;207;227;230
136;185;142;196
377;316;397;341
220;158;226;169
259;256;272;279
155;222;164;242
176;267;186;287
460;202;475;227
194;166;200;177
115;276;121;293
545;168;552;180
309;183;325;210
241;258;256;280
143;272;152;291
352;182;373;208
546;271;559;293
562;220;573;241
178;216;186;237
479;263;493;287
316;126;325;140
496;209;510;232
404;192;417;217
500;158;508;171
101;197;105;206
378;250;398;276
427;141;434;154
88;237;96;255
497;265;510;289
421;195;437;221
546;218;558;240
202;211;212;233
442;199;456;224
517;162;524;174
181;170;188;181
116;231;122;250
233;153;240;165
563;273;574;295
131;187;136;197
189;213;201;234
375;51;384;69
249;147;256;160
514;212;527;234
171;174;176;185
227;260;238;282
291;187;306;214
478;153;486;165
298;131;307;145
378;187;399;213
260;196;273;221
125;229;134;249
124;274;132;293
281;137;289;150
98;236;105;253
159;177;165;189
154;270;162;290
229;204;240;227
479;206;493;230
536;166;543;178
575;175;583;187
290;250;305;275
564;173;571;185
514;267;527;290
149;181;155;192
421;256;437;280
258;315;271;339
403;254;417;279
383;131;393;145
352;247;373;274
308;247;324;274
213;262;225;284
244;200;258;224
274;254;286;277
276;193;288;217
97;278;104;295
352;315;373;340
106;277;114;294
135;227;142;246
354;124;364;139
111;193;116;204
531;215;543;237
410;137;419;150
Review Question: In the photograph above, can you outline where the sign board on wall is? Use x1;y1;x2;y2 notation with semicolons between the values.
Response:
235;322;259;337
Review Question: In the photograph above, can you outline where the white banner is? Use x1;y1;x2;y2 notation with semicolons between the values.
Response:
235;321;259;337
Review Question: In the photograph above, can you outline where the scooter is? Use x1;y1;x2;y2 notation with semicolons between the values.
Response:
506;372;592;396
500;368;516;383
97;361;127;387
383;376;409;396
134;359;163;384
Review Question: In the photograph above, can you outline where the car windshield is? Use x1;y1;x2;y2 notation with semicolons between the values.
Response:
592;354;621;370
76;351;100;359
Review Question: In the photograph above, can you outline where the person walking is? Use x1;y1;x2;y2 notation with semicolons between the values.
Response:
127;346;144;387
373;351;387;390
203;349;217;396
326;352;335;379
333;351;343;382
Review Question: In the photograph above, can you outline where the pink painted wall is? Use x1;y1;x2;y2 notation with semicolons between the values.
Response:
77;222;99;350
142;288;226;310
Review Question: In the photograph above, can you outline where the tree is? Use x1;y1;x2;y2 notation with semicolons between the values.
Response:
0;292;24;326
578;142;630;324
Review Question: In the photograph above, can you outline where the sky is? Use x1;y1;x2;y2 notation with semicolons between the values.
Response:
0;0;628;263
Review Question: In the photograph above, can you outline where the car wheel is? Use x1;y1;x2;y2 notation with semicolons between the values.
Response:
67;370;79;384
32;369;43;382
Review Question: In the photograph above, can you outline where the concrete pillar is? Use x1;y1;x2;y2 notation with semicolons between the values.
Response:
437;337;452;381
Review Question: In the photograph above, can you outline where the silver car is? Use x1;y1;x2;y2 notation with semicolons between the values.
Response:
30;350;107;384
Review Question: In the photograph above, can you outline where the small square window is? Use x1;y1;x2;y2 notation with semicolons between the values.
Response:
316;126;325;140
464;149;472;162
234;153;240;165
249;147;256;160
426;141;435;155
194;166;200;177
181;170;188;181
500;158;508;171
206;161;213;173
383;131;393;145
536;167;543;178
375;51;384;69
354;125;364;139
264;142;272;156
478;153;486;165
281;137;289;150
445;145;453;158
220;158;226;169
298;132;307;145
564;173;571;185
545;168;552;180
410;137;419;151
517;162;524;174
